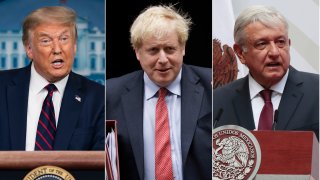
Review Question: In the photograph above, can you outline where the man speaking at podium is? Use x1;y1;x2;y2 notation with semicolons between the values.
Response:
0;6;105;150
213;5;319;139
106;5;212;180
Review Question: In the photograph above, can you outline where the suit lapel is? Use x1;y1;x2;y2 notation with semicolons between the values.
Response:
180;66;205;165
7;66;31;150
277;68;303;129
121;72;144;179
54;72;83;150
233;77;255;129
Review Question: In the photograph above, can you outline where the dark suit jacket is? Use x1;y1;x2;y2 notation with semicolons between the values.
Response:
106;64;212;180
0;64;105;150
213;66;319;139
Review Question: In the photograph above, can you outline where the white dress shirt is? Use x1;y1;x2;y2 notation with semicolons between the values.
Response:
25;63;68;151
249;70;289;129
143;69;183;180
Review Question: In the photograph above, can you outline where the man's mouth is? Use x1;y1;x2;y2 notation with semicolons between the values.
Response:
157;68;170;73
52;59;64;68
266;62;281;67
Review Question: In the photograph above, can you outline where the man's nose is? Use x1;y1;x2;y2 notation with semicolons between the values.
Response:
52;40;62;55
268;41;280;58
158;50;168;63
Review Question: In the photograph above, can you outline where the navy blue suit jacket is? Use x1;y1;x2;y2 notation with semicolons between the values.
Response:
213;66;319;139
106;64;212;180
0;64;105;150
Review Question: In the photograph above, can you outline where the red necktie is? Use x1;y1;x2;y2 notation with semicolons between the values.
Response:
155;88;174;180
258;89;273;130
35;84;57;150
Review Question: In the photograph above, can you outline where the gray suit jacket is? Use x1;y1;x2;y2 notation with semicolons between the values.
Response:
106;64;212;180
213;66;319;139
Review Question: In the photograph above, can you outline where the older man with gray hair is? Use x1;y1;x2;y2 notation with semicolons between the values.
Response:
213;5;319;139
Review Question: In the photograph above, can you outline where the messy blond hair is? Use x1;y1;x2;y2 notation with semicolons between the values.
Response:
130;4;192;49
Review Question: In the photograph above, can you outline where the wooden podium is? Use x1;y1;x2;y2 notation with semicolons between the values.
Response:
251;131;319;180
0;151;105;180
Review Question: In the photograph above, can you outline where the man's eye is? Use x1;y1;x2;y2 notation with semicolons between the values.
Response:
148;48;158;54
40;39;52;45
276;39;286;48
254;42;267;50
165;47;176;53
60;36;69;42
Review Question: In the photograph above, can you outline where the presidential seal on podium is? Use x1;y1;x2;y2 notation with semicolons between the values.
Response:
23;165;75;180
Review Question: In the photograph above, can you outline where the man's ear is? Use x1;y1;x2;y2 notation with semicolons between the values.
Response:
288;38;291;46
74;42;77;54
182;44;185;56
25;43;33;60
134;48;140;61
233;44;246;65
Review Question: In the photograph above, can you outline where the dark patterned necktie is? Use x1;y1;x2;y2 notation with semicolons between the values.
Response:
258;89;273;130
35;84;57;150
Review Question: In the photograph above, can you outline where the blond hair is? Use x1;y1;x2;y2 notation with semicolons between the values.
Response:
22;6;77;45
130;4;192;49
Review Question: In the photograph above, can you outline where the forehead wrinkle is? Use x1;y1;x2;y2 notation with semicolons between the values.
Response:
246;23;286;41
35;28;71;38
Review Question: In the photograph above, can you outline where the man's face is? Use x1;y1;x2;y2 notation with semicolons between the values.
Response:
234;22;290;88
135;30;185;87
25;23;76;83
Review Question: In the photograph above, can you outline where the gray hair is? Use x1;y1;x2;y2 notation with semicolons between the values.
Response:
130;4;192;49
234;5;288;50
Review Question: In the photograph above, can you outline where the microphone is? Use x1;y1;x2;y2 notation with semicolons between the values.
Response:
213;108;223;129
272;109;279;130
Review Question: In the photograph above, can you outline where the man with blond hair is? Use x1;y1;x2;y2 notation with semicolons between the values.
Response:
106;5;212;180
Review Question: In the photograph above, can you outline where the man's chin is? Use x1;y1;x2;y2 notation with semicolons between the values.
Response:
263;75;283;86
47;73;69;83
153;78;173;87
268;71;285;79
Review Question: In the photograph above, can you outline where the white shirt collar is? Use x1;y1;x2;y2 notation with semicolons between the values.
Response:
249;69;289;100
144;68;182;100
29;63;69;95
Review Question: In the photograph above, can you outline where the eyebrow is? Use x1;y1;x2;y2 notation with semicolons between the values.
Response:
37;30;71;37
254;35;287;42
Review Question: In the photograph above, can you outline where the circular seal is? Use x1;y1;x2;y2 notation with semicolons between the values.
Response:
23;165;75;180
213;125;261;180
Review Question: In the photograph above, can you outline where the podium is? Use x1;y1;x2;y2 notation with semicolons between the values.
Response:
251;131;319;180
0;151;105;180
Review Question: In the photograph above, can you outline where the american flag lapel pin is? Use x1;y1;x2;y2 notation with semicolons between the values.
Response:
75;95;81;102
